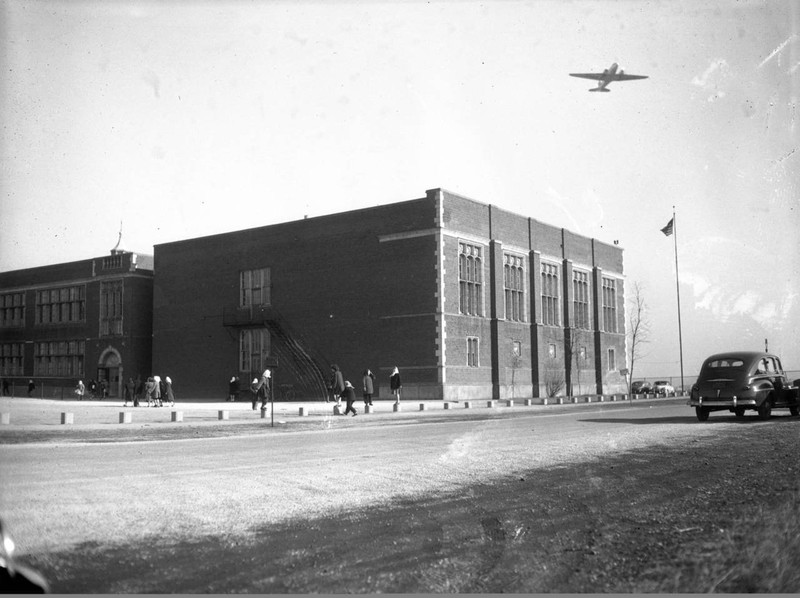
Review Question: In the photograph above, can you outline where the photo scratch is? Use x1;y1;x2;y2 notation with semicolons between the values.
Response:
758;34;797;69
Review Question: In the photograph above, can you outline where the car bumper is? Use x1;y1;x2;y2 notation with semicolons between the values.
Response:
688;396;757;408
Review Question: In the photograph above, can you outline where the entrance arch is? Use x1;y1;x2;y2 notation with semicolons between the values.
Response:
98;346;123;398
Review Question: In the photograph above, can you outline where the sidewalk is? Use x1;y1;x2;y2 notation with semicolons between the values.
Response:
0;394;687;429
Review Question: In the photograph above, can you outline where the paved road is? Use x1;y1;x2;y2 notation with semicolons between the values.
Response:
1;397;731;559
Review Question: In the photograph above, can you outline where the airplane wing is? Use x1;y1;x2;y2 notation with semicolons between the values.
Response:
612;74;648;81
569;73;605;80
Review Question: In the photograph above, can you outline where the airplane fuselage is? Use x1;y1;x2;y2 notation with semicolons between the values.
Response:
569;62;647;92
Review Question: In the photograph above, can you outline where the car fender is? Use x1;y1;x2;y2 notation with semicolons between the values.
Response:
753;380;776;405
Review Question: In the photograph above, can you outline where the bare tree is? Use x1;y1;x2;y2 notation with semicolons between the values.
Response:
565;327;590;397
509;344;523;399
627;281;651;396
542;334;565;398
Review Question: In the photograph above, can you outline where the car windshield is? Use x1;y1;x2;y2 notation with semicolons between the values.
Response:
654;381;668;385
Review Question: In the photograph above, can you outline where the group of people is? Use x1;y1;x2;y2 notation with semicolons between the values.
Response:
74;375;175;407
327;365;402;417
71;379;108;400
225;372;271;412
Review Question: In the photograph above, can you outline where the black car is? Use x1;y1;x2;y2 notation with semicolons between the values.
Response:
688;351;800;421
631;380;651;395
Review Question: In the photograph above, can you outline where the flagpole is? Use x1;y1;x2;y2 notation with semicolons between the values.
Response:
672;206;685;395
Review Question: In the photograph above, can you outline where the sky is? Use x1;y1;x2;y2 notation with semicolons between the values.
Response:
1;0;798;379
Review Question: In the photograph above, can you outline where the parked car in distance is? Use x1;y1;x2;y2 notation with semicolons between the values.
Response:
631;380;651;395
688;351;800;421
653;380;675;396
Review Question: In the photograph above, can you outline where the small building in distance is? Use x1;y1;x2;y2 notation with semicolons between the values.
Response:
0;250;154;399
152;188;627;401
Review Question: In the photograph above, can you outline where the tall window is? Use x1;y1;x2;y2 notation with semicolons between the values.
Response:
1;343;24;376
608;348;616;371
240;329;271;373
0;293;25;328
240;268;271;308
504;254;525;322
33;340;85;377
467;337;479;367
541;262;560;326
35;286;85;325
100;281;123;336
602;277;618;333
459;243;483;316
572;271;590;329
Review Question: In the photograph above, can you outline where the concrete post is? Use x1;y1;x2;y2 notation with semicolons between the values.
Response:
171;411;183;422
119;412;132;424
61;413;74;425
218;410;229;420
0;413;10;424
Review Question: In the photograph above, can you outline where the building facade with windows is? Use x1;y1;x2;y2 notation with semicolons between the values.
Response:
152;188;626;401
0;251;154;398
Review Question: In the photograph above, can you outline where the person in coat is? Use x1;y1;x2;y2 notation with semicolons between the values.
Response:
329;364;345;407
153;375;163;407
75;380;85;401
340;380;358;416
144;377;156;407
362;369;375;407
253;369;271;411
124;378;135;406
165;376;175;407
228;376;239;402
249;378;260;410
390;366;402;404
134;375;143;407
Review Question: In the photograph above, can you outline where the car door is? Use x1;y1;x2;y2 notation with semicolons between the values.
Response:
771;356;790;403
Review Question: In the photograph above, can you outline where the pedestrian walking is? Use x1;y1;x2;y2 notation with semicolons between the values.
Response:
1;378;9;396
390;366;402;404
144;376;156;407
165;376;175;407
100;378;108;400
27;379;36;397
133;375;142;407
362;369;375;407
228;376;239;402
89;380;97;399
75;380;85;401
153;375;163;407
124;378;135;407
249;377;260;410
251;369;271;412
341;380;358;416
329;364;345;407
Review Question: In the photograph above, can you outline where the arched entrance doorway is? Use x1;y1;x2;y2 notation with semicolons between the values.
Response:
98;347;123;399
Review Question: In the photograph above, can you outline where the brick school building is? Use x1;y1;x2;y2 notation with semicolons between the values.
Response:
152;188;627;401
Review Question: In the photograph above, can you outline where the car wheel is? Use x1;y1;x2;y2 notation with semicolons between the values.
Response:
696;407;710;422
734;407;746;418
790;406;799;417
757;397;773;420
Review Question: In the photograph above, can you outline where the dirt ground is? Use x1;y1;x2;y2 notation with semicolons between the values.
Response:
15;413;800;593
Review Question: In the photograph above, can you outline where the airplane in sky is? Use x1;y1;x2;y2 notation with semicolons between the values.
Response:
569;63;648;92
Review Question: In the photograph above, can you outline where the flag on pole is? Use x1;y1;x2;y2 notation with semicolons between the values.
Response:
661;218;674;236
